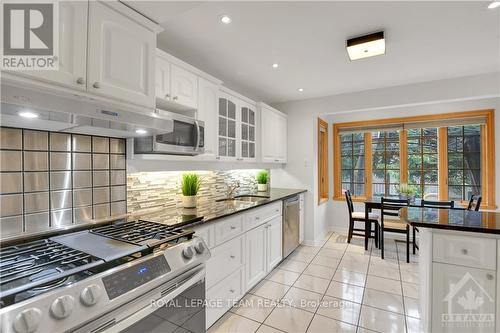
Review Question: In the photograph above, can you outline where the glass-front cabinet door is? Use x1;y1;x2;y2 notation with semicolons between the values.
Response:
218;96;237;158
240;105;256;160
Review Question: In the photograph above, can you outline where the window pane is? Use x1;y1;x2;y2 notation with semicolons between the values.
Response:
408;155;422;169
353;155;365;169
386;154;400;169
372;170;384;183
447;125;482;201
423;154;438;169
342;156;352;169
352;133;364;141
387;170;400;183
341;142;352;155
372;153;385;169
408;170;421;185
342;170;351;182
341;134;352;142
353;170;365;183
371;130;399;196
353;183;365;196
340;132;365;197
424;170;438;184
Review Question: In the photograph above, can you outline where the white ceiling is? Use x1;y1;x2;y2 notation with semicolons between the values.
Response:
126;1;500;104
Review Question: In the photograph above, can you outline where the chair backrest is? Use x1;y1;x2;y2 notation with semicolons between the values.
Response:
467;195;482;211
345;190;354;217
381;197;410;220
421;199;455;209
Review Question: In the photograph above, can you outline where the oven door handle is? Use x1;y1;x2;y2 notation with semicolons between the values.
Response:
194;120;201;151
104;268;206;333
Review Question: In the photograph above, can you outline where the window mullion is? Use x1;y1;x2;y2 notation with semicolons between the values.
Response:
438;127;448;200
365;132;372;198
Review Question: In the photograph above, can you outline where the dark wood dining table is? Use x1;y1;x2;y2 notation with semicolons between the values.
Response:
363;197;465;250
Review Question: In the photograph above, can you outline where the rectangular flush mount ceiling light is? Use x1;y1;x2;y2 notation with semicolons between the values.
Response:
346;31;385;61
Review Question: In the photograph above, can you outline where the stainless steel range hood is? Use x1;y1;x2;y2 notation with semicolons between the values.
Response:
0;83;174;138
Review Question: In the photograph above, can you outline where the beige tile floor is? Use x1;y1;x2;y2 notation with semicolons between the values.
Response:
208;233;423;333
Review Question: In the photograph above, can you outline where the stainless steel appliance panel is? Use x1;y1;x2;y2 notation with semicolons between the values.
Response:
51;190;72;210
111;170;126;185
283;195;300;258
93;203;110;218
24;172;49;192
0;151;22;171
74;206;92;224
73;189;92;207
93;171;110;186
111;201;127;215
110;138;126;153
93;187;110;204
51;208;73;227
110;154;126;169
24;130;48;150
0;172;22;194
25;212;49;232
50;132;71;151
111;185;126;202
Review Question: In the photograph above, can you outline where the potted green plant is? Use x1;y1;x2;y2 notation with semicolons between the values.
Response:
397;183;416;202
256;170;269;192
181;173;201;208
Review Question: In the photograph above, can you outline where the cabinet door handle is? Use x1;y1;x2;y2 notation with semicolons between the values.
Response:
461;249;468;255
487;273;494;280
173;96;178;101
230;255;235;259
229;289;235;293
76;77;85;85
267;224;272;227
237;158;244;161
93;82;100;89
216;156;221;160
165;94;170;100
255;217;260;220
274;159;279;162
230;226;236;230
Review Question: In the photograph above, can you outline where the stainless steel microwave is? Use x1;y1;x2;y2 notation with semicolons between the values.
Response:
134;111;204;155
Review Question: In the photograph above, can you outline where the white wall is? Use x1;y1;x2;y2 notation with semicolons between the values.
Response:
272;73;500;243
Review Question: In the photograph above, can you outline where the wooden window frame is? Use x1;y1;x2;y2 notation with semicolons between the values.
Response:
318;118;329;204
332;109;496;209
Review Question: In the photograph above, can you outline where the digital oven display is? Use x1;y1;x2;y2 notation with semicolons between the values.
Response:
102;255;171;300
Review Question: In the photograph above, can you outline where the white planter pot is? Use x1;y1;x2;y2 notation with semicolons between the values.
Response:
182;195;197;208
257;184;268;192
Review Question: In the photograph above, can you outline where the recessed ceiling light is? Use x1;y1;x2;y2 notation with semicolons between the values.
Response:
220;15;232;24
346;31;385;61
488;1;500;9
298;88;304;92
135;129;147;135
272;63;279;68
18;111;39;118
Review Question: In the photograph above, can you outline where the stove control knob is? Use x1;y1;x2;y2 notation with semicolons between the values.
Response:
50;295;74;319
194;241;205;254
80;284;102;306
182;246;194;259
13;308;42;333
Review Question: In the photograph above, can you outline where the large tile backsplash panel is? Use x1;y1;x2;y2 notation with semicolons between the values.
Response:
0;127;127;239
127;170;269;212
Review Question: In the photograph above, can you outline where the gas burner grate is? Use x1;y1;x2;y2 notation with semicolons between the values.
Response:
0;239;104;302
89;220;194;247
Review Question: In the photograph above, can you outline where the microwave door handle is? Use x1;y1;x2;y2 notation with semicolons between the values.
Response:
194;120;201;151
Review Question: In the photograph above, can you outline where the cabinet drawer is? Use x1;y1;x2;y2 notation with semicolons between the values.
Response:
245;202;282;231
206;267;244;328
214;215;243;246
433;233;496;270
206;235;243;288
193;223;215;249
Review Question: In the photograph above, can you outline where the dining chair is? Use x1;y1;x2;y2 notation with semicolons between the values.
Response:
345;190;379;247
415;199;455;254
379;197;410;263
467;195;482;211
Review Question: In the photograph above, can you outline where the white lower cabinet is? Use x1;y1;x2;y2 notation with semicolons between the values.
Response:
432;262;496;333
201;201;285;328
245;224;267;290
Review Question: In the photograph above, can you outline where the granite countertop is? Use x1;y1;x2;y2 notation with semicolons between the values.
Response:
399;206;500;234
130;188;307;229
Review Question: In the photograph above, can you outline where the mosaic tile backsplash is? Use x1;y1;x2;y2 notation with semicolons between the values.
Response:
127;170;269;213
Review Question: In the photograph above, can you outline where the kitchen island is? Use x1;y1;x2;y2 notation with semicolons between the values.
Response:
400;207;500;333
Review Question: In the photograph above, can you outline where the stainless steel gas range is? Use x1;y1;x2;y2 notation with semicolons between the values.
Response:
0;219;210;333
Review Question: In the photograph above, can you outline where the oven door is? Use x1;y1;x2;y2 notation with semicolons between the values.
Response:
79;266;206;333
153;119;205;155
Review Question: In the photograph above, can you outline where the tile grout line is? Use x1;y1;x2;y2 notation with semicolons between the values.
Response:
354;237;373;333
396;240;409;333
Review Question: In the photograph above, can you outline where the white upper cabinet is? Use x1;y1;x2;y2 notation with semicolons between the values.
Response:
87;1;155;108
260;103;287;163
197;78;220;156
155;51;199;111
217;90;258;161
11;1;88;90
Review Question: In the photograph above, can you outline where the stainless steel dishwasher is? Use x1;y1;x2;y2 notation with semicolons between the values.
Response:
283;195;300;258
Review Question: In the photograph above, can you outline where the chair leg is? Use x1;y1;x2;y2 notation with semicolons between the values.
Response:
347;218;353;243
364;206;369;250
412;226;416;255
374;222;379;249
406;227;410;264
380;224;384;260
